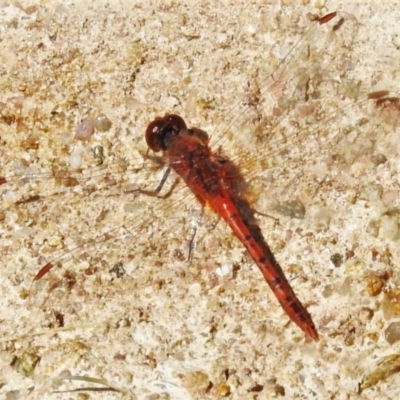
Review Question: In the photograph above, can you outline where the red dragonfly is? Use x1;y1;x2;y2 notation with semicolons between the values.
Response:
144;113;319;339
1;11;396;340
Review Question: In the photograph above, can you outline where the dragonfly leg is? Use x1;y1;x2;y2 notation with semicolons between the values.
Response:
187;207;204;262
127;167;180;199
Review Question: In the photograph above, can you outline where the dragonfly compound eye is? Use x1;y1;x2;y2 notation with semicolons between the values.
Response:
146;114;188;152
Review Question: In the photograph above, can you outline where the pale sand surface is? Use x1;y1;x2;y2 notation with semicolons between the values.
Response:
1;1;400;399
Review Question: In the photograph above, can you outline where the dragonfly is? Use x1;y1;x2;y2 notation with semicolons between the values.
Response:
1;11;397;340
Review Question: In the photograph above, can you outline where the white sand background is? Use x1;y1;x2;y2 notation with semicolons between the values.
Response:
1;1;400;399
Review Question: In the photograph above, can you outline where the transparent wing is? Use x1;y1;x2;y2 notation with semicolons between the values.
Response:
211;12;359;147
1;157;207;309
206;12;399;219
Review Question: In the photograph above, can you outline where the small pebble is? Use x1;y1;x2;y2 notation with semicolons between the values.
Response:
69;147;83;169
94;113;112;132
216;262;233;278
384;321;400;344
330;253;343;268
75;117;95;140
274;200;306;219
364;274;384;297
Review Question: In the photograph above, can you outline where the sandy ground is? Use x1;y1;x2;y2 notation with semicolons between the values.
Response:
1;1;400;399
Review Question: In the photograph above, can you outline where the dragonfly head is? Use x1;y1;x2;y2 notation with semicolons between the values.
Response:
146;114;187;152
